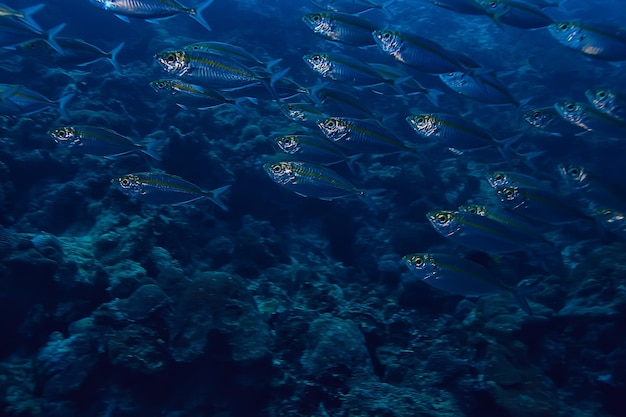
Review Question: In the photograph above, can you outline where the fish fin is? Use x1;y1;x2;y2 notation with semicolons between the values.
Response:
345;153;364;175
359;188;386;211
270;67;290;88
233;96;257;114
190;0;214;31
57;92;74;120
107;42;125;73
114;14;131;23
205;184;231;211
19;3;45;33
141;137;166;161
424;88;445;107
265;58;283;73
45;23;66;56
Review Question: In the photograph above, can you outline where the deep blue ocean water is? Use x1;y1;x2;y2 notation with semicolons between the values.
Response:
1;1;626;416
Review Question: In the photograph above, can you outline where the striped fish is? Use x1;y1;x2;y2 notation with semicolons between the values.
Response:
585;88;626;122
0;84;73;119
89;0;214;31
113;172;231;210
263;160;382;208
403;252;532;314
301;12;379;46
48;126;162;160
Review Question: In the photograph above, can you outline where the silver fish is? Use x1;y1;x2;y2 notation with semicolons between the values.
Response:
439;70;524;106
548;21;626;61
403;252;532;314
302;12;379;46
48;126;162;160
0;3;43;31
554;101;626;136
113;172;230;210
89;0;213;31
150;79;256;111
273;134;361;169
19;38;124;72
263;160;382;208
523;106;588;136
183;41;282;72
372;29;467;74
559;163;626;213
478;0;554;28
0;84;73;119
585;88;626;121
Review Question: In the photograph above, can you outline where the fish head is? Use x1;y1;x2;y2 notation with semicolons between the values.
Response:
274;135;302;155
90;0;119;11
372;30;402;55
154;50;188;74
302;13;333;35
263;161;298;185
402;253;438;280
406;114;439;137
486;171;512;189
149;80;175;94
459;204;487;217
495;186;526;209
279;103;314;123
477;0;509;15
554;101;587;126
317;117;350;142
595;208;625;225
549;21;583;45
559;163;589;189
438;71;467;88
112;174;145;197
303;53;332;77
523;108;554;129
426;210;463;237
48;127;81;148
585;88;615;112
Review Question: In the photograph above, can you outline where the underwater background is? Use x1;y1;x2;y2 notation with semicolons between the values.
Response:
1;0;626;416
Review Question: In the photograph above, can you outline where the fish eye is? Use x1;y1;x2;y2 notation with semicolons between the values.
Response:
416;116;425;124
567;166;580;177
166;54;176;63
493;172;504;181
120;178;130;187
558;22;569;30
436;213;448;223
382;31;392;40
532;111;541;119
325;119;336;128
503;188;515;197
488;1;497;8
414;257;424;267
312;15;320;21
467;206;478;214
566;102;576;110
597;91;606;98
272;165;282;173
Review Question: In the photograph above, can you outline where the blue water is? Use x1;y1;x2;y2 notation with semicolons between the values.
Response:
1;1;626;416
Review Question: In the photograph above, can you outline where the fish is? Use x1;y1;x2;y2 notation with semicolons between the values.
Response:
439;70;525;106
523;106;589;136
558;163;626;213
486;170;554;190
372;29;468;74
263;160;383;208
0;18;65;55
426;209;548;254
584;88;626;122
366;63;445;106
554;101;626;136
301;12;379;46
402;252;532;314
48;126;162;160
0;3;44;32
273;134;362;170
154;49;287;91
112;172;231;210
317;117;415;155
0;84;73;119
548;21;626;61
18;38;124;72
405;113;520;157
593;208;626;238
89;0;214;31
309;0;395;16
303;52;407;89
477;0;554;29
313;86;384;120
150;79;257;111
183;41;282;72
424;0;486;15
278;102;328;128
494;185;591;224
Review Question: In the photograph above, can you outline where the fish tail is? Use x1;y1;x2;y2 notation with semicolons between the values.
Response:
233;96;257;115
56;92;74;120
378;0;396;19
207;184;232;212
44;23;66;56
264;67;290;102
141;137;166;161
359;188;386;211
345;153;364;176
108;42;125;73
265;58;283;73
424;88;445;107
19;3;45;33
190;0;214;31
